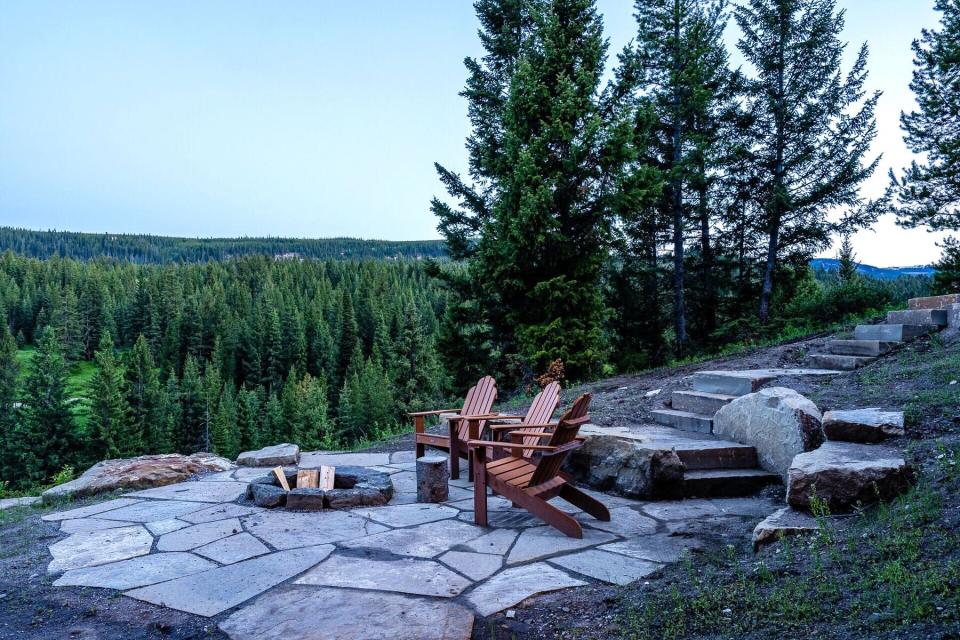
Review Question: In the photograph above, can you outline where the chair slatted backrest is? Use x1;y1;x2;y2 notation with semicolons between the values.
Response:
519;381;561;456
456;375;497;441
529;393;591;487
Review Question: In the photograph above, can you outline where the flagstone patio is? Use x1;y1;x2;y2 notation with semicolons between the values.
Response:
42;450;778;640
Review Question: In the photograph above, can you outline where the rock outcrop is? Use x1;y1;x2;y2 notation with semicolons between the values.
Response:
42;453;234;503
786;441;912;511
822;408;905;443
564;433;684;499
237;443;300;467
713;387;823;478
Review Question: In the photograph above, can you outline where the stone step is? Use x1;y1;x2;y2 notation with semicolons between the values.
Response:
690;371;776;396
908;293;960;310
673;443;759;470
828;339;897;357
670;390;737;415
806;354;876;371
682;468;781;498
853;324;931;342
886;309;948;327
650;409;713;434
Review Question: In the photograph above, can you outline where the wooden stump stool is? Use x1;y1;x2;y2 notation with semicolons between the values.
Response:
416;455;449;503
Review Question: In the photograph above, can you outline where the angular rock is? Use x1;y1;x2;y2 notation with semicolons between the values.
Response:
691;370;776;395
236;443;300;467
787;441;913;511
295;554;471;597
822;408;905;443
194;532;270;564
548;549;660;585
243;511;387;550
125;545;334;617
286;488;327;511
249;482;286;508
127;480;249;503
42;453;233;503
219;586;474;640
47;525;153;573
464;563;585;617
908;293;960;310
752;507;820;550
505;525;615;565
440;551;503;581
53;552;216;590
886;309;948;327
298;451;391;467
156;518;242;552
563;434;683;499
713;387;823;478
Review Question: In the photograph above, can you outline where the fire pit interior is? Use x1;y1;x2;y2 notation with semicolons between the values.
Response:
248;465;393;511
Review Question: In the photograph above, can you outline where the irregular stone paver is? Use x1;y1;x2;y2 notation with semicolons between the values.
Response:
353;503;459;527
548;549;660;585
237;443;300;467
600;533;702;563
506;525;616;565
641;499;721;520
465;563;585;616
243;511;388;550
125;545;334;617
391;450;417;464
447;495;512;512
341;519;486;559
156;518;242;552
368;465;402;475
219;586;475;640
440;550;502;581
98;500;210;522
59;517;136;534
298;451;390;467
146;518;191;536
48;525;153;573
54;552;216;590
296;554;471;597
180;503;262;524
457;510;543;528
0;496;39;510
195;532;270;564
460;528;519;555
127;481;249;503
42;498;142;521
578;507;657;536
199;470;239;482
232;467;272;481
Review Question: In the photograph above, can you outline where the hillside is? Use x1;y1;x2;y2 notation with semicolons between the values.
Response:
811;258;936;280
0;227;447;263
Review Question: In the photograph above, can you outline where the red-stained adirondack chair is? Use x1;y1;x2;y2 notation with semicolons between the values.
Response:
409;375;497;480
468;393;610;538
483;381;561;459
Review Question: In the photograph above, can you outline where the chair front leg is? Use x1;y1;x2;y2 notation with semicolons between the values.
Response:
448;418;461;480
414;415;425;458
473;446;488;527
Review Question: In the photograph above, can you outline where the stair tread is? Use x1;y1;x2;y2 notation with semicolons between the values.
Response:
672;390;737;401
652;408;713;419
684;468;779;479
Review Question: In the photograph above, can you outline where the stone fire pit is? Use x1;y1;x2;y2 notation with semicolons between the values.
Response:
247;466;393;510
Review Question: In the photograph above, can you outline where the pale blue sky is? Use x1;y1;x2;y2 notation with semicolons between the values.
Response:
0;1;947;265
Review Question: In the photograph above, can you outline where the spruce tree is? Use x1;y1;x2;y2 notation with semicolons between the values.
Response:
836;234;859;282
13;327;76;487
297;374;331;451
932;237;960;294
126;335;169;454
0;326;20;483
178;355;205;453
391;301;441;413
735;0;882;322
90;332;137;459
892;0;960;231
211;385;240;459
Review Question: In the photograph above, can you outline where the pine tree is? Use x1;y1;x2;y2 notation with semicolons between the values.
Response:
932;237;960;295
836;234;859;282
126;336;170;454
735;0;882;322
211;385;240;459
90;332;137;459
391;301;441;412
298;374;331;451
892;0;960;231
262;392;284;446
0;326;20;483
13;326;76;487
178;355;205;453
161;370;181;454
235;387;261;452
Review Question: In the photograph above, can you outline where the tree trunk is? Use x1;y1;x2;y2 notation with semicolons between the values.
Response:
671;0;687;356
698;183;716;338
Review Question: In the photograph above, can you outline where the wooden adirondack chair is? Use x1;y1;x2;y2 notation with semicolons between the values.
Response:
468;393;610;538
485;381;561;459
409;375;497;480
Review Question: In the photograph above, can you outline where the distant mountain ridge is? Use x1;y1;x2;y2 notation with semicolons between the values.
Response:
811;258;936;280
0;227;448;264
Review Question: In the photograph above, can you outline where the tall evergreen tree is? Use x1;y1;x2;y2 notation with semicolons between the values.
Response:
13;327;75;487
178;355;205;453
211;384;240;459
89;332;137;459
126;335;170;454
735;0;882;322
0;326;20;483
891;0;960;232
836;234;859;282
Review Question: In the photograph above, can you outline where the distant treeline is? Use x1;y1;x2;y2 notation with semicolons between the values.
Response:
0;227;448;264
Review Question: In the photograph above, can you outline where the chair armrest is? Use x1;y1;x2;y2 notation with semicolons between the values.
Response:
407;409;462;417
466;440;557;452
487;414;527;421
488;422;541;431
458;414;500;421
508;431;555;439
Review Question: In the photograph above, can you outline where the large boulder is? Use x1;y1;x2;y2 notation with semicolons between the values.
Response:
713;387;823;478
42;453;234;503
237;443;300;467
563;433;684;500
822;408;904;443
787;441;912;511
